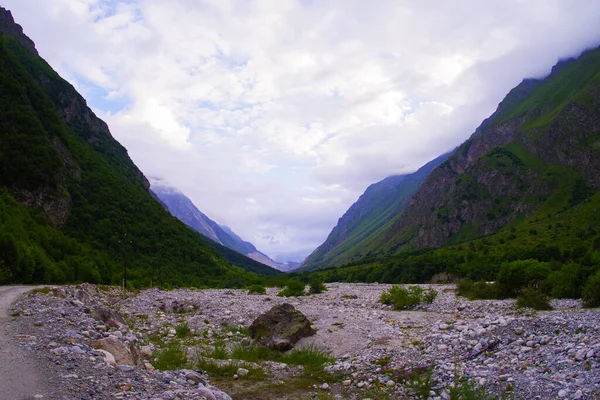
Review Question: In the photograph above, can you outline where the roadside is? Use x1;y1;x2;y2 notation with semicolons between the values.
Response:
0;286;65;400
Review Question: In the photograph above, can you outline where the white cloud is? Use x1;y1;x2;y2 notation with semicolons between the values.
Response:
5;0;600;261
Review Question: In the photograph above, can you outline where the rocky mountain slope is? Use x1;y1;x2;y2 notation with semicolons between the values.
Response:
0;6;278;286
151;183;295;272
312;46;600;266
302;153;451;270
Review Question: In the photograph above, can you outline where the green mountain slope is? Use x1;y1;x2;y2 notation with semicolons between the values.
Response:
301;152;451;270
0;8;278;286
363;46;600;256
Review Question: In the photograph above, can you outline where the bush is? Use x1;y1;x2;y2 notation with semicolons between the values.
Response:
457;279;501;300
516;287;552;310
497;259;551;298
277;280;306;297
582;270;600;308
380;285;437;310
309;277;327;294
247;284;267;295
548;262;581;298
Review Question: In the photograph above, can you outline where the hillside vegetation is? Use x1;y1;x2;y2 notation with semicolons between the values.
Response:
0;27;278;287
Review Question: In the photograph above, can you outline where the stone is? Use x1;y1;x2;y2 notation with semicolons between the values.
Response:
248;303;315;350
343;380;352;386
91;305;127;329
514;327;524;335
196;387;216;400
236;368;249;377
116;365;134;372
184;370;207;385
558;389;568;398
321;383;329;390
91;337;139;366
95;349;116;366
386;380;396;387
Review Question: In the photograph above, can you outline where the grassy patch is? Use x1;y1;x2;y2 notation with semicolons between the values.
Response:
175;322;190;338
284;344;334;368
380;285;437;310
32;287;50;294
153;342;187;370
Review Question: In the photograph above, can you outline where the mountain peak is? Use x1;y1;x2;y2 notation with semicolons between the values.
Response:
0;7;38;56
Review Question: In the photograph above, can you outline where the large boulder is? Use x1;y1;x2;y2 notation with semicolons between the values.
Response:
91;305;127;329
249;303;315;350
91;336;143;366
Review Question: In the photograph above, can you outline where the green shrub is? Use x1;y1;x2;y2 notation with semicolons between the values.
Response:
516;287;552;310
548;262;581;298
458;279;501;300
277;280;306;297
175;322;190;338
582;270;600;308
497;259;551;298
247;284;267;295
309;277;327;294
380;285;437;310
154;342;187;370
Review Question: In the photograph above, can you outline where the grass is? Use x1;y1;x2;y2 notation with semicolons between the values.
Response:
210;341;229;359
153;342;188;370
231;344;280;363
175;322;190;338
32;287;50;294
373;356;391;366
380;285;438;310
284;344;334;367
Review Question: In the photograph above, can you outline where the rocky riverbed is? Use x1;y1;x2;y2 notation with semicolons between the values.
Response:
6;283;600;399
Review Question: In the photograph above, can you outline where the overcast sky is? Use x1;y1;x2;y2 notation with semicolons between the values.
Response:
5;0;600;261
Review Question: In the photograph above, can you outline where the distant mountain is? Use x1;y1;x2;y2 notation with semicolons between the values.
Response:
0;6;278;286
151;183;296;272
301;152;451;270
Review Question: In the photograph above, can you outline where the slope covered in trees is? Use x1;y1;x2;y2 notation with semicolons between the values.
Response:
0;9;278;287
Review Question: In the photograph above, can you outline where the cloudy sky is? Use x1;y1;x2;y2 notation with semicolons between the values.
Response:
5;1;600;262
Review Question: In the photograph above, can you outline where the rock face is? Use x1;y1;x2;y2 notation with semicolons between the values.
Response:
0;7;38;55
249;303;315;350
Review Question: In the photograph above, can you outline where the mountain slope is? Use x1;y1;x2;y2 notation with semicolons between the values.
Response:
151;183;293;271
364;46;600;257
302;152;451;270
0;7;278;286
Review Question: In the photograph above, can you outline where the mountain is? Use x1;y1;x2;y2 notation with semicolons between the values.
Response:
309;45;600;282
301;152;451;270
0;7;278;287
151;183;296;271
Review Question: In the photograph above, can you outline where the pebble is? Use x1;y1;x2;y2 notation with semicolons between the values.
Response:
8;283;600;400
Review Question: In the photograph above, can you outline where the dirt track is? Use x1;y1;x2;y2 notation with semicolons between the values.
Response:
0;286;56;400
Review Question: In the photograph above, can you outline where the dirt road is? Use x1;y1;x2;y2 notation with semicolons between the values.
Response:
0;286;56;400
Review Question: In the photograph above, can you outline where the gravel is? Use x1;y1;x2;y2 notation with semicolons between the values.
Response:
6;283;600;399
